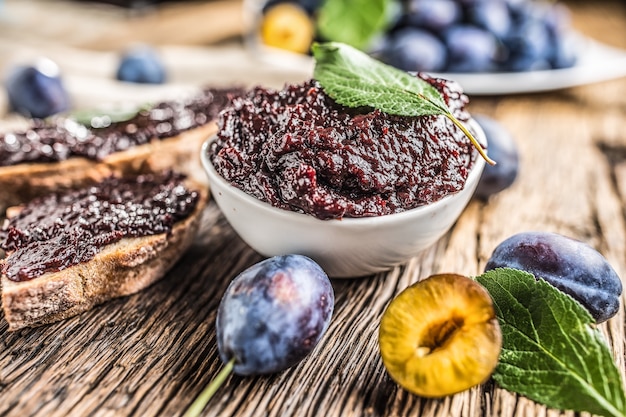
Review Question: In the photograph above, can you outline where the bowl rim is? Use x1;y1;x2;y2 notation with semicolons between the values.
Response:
201;119;486;226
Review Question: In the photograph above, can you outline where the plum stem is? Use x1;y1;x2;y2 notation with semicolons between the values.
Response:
183;357;236;417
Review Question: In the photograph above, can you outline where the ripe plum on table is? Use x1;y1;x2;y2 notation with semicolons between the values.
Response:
5;58;70;119
216;254;334;375
379;273;502;398
116;45;166;84
184;255;334;417
485;231;622;323
473;114;519;200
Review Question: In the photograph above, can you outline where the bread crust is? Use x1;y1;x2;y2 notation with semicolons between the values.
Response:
0;122;216;214
1;180;208;331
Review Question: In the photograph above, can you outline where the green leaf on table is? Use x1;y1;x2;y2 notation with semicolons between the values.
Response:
316;0;391;51
476;268;626;417
311;41;494;164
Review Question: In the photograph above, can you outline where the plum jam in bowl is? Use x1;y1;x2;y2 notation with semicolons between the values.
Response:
201;124;485;278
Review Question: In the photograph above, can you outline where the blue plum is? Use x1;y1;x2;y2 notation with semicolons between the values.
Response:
444;25;499;72
376;0;578;73
382;28;447;72
548;31;577;69
467;0;512;39
216;255;334;375
543;2;571;34
544;4;577;69
502;12;552;71
485;232;622;323
5;58;70;119
404;0;462;32
116;45;167;84
473;115;519;200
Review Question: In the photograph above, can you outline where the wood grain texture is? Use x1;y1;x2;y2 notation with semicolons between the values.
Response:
1;1;626;416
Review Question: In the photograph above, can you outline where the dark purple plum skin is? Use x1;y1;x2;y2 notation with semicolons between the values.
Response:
443;25;499;72
473;114;519;200
467;0;512;39
5;64;70;119
404;0;462;32
485;231;622;323
116;46;166;84
382;28;448;72
377;0;577;73
216;255;334;375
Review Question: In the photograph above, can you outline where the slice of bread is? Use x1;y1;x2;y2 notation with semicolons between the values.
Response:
0;86;244;215
0;174;208;331
0;116;216;216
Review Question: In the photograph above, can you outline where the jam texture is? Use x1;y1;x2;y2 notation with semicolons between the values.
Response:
0;87;243;166
208;75;479;220
0;171;199;282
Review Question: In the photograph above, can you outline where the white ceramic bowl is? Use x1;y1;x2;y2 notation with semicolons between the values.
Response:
201;122;486;278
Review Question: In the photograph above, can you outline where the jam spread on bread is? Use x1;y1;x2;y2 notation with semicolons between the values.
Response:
209;75;478;220
0;87;243;166
0;171;199;281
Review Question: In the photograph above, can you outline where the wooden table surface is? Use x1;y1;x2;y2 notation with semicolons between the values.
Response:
1;1;626;416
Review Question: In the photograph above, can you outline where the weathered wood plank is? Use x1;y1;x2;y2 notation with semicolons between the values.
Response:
1;1;625;416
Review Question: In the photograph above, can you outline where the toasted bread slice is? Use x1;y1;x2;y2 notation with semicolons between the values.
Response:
0;86;245;215
0;175;208;331
0;121;216;215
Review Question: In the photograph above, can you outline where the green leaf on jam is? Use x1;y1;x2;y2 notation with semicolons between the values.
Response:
316;0;392;51
311;41;494;165
476;268;626;417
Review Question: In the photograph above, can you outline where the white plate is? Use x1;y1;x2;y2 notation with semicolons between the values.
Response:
431;35;626;95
